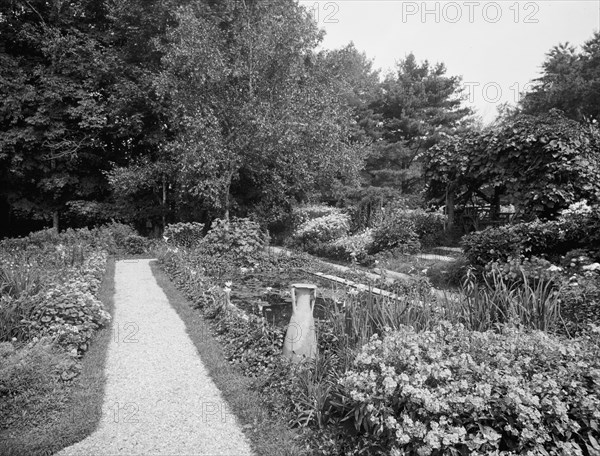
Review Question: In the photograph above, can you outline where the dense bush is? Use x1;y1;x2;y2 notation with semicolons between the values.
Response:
334;323;600;456
462;202;600;269
97;221;138;254
121;234;148;255
26;251;110;354
292;205;345;229
291;211;351;246
461;225;520;268
405;209;447;248
369;210;420;255
319;230;374;265
199;217;269;262
164;222;205;248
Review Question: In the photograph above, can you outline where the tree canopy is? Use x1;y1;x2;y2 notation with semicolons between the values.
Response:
423;110;600;225
365;53;473;194
2;2;597;237
520;32;600;122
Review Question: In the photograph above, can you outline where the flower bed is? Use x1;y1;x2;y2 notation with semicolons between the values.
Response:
0;226;123;447
158;236;600;455
335;323;600;455
0;225;136;391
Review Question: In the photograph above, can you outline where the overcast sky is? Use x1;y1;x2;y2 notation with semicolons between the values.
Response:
299;1;600;123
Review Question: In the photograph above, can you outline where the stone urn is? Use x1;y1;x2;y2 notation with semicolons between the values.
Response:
283;283;317;362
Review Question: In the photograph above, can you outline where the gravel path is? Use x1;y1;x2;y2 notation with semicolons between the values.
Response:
56;259;254;456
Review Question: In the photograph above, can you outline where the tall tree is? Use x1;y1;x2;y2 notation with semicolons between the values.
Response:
520;32;600;122
366;53;472;194
101;0;192;233
150;1;366;225
0;0;117;231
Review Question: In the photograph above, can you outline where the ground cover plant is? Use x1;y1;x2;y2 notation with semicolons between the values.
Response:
334;323;600;456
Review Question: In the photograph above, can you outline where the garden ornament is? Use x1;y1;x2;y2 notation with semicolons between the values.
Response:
283;283;317;362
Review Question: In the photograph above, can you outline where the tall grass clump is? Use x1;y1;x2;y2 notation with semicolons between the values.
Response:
454;265;562;332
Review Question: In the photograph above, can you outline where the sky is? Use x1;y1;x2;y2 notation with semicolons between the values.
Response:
298;0;600;124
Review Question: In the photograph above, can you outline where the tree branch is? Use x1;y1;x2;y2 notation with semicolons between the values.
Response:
22;0;45;24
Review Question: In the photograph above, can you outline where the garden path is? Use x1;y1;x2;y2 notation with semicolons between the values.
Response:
55;259;254;456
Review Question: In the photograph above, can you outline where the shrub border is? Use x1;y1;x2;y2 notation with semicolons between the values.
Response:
0;257;116;456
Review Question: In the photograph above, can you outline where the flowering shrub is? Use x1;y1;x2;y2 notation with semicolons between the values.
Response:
199;217;269;263
164;222;205;248
319;229;374;264
292;205;345;229
485;255;560;285
404;209;447;248
291;211;351;245
369;211;420;255
462;225;521;269
463;201;600;270
26;251;111;354
334;323;600;456
558;249;600;280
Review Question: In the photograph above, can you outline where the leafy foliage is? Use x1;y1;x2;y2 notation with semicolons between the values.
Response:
366;53;473;194
154;1;366;223
0;339;80;397
334;323;600;456
462;202;600;270
461;225;522;269
291;211;351;246
0;0;128;230
369;210;420;255
121;234;149;255
402;209;447;248
164;222;205;248
424;110;600;219
0;228;111;348
200;218;269;262
520;32;600;123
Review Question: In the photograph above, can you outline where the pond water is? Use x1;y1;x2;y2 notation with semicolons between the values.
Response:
226;268;354;327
